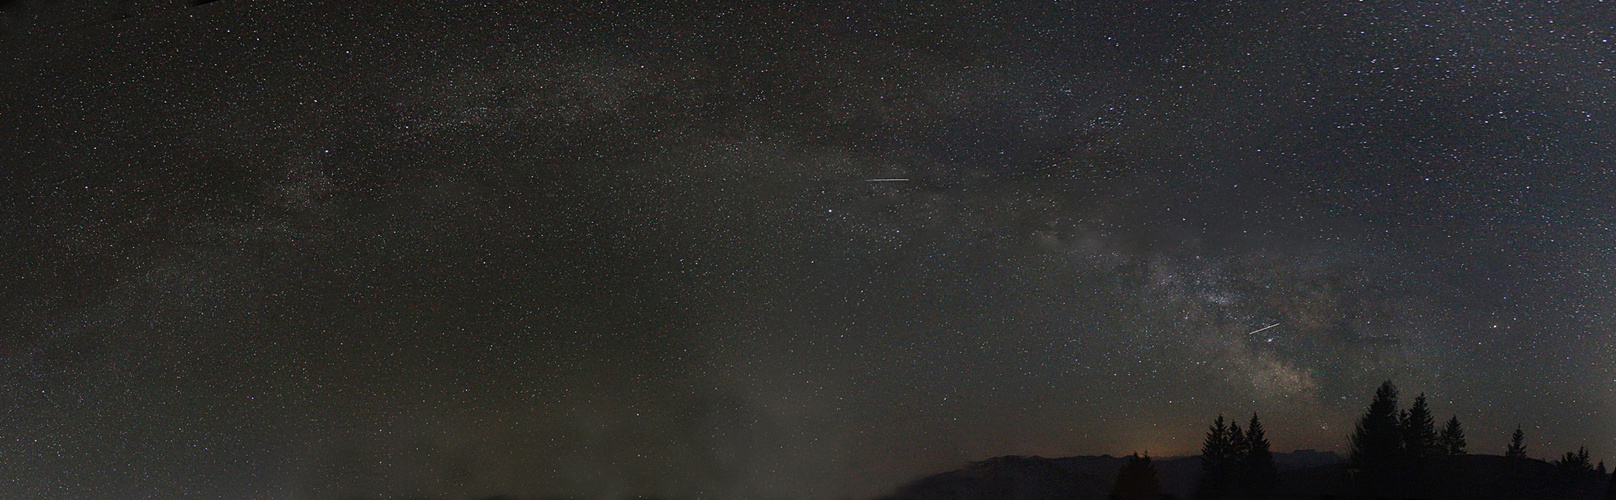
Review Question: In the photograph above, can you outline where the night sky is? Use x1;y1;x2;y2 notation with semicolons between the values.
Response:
3;2;1615;499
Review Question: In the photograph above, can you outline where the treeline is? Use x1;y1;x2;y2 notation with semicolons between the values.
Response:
1106;414;1285;499
1347;381;1609;495
1108;380;1616;500
1348;380;1611;473
1348;381;1465;477
1197;414;1278;498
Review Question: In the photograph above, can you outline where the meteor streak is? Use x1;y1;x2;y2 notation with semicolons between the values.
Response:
1245;323;1280;336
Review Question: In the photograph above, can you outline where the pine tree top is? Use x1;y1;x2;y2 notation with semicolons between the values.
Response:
1505;426;1528;459
1438;414;1467;456
1350;380;1405;468
1246;413;1272;453
1111;453;1163;500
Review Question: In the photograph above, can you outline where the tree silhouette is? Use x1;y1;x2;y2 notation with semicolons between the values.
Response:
1505;426;1528;459
1226;420;1248;495
1240;413;1278;496
1350;381;1403;470
1110;453;1164;500
1228;421;1247;456
1557;445;1595;476
1400;393;1438;461
1606;464;1616;500
1197;415;1234;498
1438;415;1466;455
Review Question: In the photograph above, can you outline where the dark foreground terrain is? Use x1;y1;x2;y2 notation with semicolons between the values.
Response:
879;452;1612;500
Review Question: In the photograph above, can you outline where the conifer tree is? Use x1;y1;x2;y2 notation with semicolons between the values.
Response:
1350;381;1403;470
1197;415;1233;498
1557;446;1595;475
1228;421;1246;456
1606;465;1616;500
1438;415;1466;456
1111;453;1164;500
1400;393;1438;461
1598;460;1606;476
1505;426;1527;459
1240;413;1279;496
1226;421;1248;492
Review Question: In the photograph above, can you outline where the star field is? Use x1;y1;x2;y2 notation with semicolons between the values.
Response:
2;2;1614;499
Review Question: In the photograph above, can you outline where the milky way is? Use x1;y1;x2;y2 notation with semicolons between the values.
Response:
2;2;1614;499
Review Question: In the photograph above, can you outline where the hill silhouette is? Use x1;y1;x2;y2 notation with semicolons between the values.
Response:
1277;454;1610;500
877;452;1611;500
877;450;1342;500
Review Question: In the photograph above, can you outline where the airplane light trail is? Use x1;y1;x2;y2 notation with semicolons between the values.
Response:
865;178;910;182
